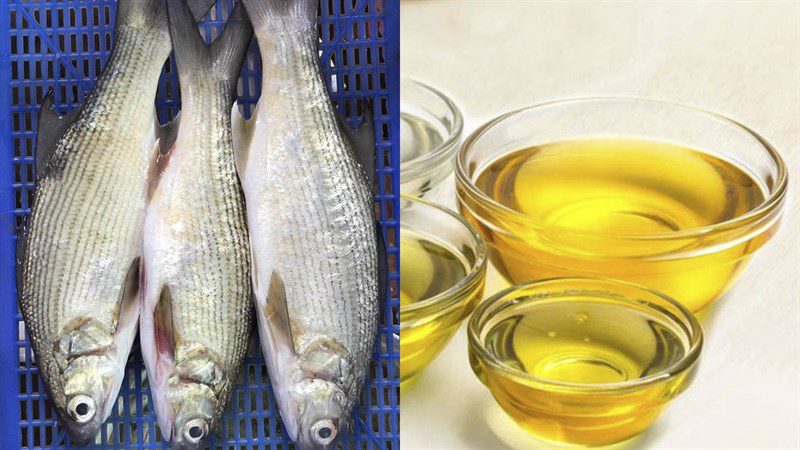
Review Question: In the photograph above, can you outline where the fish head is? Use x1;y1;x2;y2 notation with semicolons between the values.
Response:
169;382;217;450
59;353;121;445
55;318;131;446
293;378;349;450
289;340;356;449
156;344;226;449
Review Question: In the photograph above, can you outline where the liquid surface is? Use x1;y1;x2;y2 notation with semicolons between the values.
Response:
483;299;687;385
461;138;772;311
400;230;467;307
400;228;483;382
400;112;445;164
475;138;764;234
471;296;697;445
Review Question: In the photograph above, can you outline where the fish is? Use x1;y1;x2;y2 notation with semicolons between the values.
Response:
15;0;214;445
138;1;254;448
234;0;387;448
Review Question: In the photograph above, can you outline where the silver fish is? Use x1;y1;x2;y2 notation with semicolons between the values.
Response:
234;0;386;448
138;1;253;449
15;0;213;445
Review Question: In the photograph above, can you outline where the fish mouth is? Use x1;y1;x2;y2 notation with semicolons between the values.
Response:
67;394;97;424
60;396;104;446
171;417;209;449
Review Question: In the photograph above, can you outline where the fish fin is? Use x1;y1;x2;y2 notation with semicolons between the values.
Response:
102;258;141;421
154;285;177;357
117;0;217;29
209;1;254;82
337;99;377;187
242;0;318;30
115;0;214;32
147;138;163;201
231;101;254;177
113;258;141;334
264;272;296;356
147;114;181;199
254;270;301;441
168;0;253;88
14;214;31;307
157;113;181;157
35;89;80;181
187;0;218;21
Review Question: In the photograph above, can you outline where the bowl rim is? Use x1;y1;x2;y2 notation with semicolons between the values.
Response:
455;96;788;241
467;277;704;392
399;194;487;326
400;78;465;178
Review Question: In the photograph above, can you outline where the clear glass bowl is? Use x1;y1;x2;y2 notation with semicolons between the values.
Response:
468;278;703;445
456;97;787;312
400;195;486;382
400;79;463;201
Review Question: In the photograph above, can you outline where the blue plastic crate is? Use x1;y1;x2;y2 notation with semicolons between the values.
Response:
0;0;400;448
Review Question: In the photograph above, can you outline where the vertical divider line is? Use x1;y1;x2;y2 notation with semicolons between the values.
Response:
383;0;401;446
0;2;22;449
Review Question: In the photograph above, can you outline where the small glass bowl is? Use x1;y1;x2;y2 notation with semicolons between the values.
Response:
400;195;486;383
468;278;703;446
456;97;787;312
400;79;463;201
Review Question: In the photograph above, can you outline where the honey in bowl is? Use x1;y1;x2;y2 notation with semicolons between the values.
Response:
462;137;774;312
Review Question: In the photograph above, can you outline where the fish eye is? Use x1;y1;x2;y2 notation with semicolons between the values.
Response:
183;418;208;443
67;395;96;424
311;419;337;445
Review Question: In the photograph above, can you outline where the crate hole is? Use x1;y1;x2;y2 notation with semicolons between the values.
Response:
381;122;389;141
382;148;390;167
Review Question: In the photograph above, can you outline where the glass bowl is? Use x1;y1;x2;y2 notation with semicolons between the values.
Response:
400;79;463;201
456;97;787;312
468;278;703;445
400;195;486;382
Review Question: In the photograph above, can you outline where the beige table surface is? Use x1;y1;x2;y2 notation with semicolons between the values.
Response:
400;2;800;449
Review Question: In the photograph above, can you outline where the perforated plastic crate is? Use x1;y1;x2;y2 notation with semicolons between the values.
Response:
0;0;400;448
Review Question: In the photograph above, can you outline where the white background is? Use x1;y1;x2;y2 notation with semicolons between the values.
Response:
400;1;800;449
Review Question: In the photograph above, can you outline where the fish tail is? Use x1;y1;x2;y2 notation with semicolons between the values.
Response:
167;0;254;89
115;0;215;32
242;0;318;31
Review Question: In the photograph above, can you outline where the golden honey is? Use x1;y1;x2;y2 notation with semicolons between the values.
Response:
400;227;485;382
460;137;775;312
468;279;702;446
